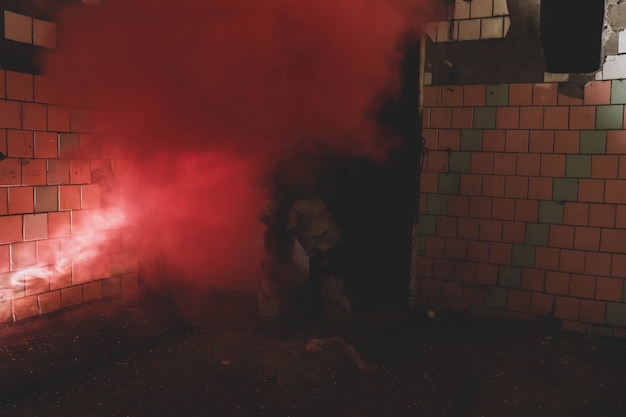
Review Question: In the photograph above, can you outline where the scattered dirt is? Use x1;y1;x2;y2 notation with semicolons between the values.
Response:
0;291;625;417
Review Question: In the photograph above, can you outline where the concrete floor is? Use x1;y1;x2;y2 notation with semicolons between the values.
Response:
0;290;625;417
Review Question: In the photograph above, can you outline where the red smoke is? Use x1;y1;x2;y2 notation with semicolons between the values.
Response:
47;0;433;295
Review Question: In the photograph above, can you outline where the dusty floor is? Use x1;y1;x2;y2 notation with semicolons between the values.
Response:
0;291;625;417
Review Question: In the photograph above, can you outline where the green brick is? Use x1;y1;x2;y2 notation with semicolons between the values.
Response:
418;214;437;236
538;201;563;224
596;105;624;130
485;286;508;308
606;302;626;327
469;305;492;318
448;152;471;173
426;194;448;215
438;173;460;195
552;178;578;202
611;80;626;104
460;130;483;151
498;266;522;288
525;223;550;246
511;245;535;268
565;155;591;178
473;107;496;129
579;130;607;154
485;84;509;106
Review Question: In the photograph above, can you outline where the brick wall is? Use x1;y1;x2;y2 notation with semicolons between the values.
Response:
0;68;139;323
413;81;626;337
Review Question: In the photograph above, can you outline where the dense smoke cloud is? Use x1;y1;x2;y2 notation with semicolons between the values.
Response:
47;0;434;294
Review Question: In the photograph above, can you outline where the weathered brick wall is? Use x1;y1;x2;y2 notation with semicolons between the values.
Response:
0;2;138;323
413;81;626;337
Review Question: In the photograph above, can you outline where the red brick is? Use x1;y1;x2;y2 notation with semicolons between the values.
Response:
584;251;611;276
422;108;430;128
61;286;83;307
438;130;460;150
59;185;81;211
21;159;46;186
535;246;560;270
559;249;586;274
420;278;442;298
481;175;505;197
72;209;93;235
38;291;61;314
430;107;451;128
8;186;34;214
441;281;463;302
543;107;569;130
24;213;48;241
444;239;467;260
451;108;473;129
12;296;39;321
0;70;4;99
0;245;9;273
423;86;441;106
6;71;33;101
496;107;519;129
420;172;438;193
505;177;528;199
578;179;604;203
12;241;36;269
573;227;601;251
579;299;606;324
519;107;544;129
561;320;586;334
549;225;575;248
48;211;71;238
483;130;505;152
605;180;626;204
33;131;58;158
462;284;484;304
563;203;589;226
554;131;579;153
618;205;626;228
73;261;93;284
47;160;70;185
25;275;49;296
554;296;579;320
34;75;58;104
493;153;516;175
595;276;623;301
540;154;565;177
425;236;445;258
584;80;611;105
489;242;512;265
569;274;596;299
514;199;538;222
471;152;493;174
505;130;529;152
460;174;482;196
606;130;626;154
507;289;531;312
545;271;570;295
611;254;626;278
47;105;71;132
448;196;470;217
441;86;463;106
22;103;46;131
0;100;21;129
463;85;486;107
533;83;558;105
591;155;618;179
80;134;101;159
70;160;91;184
569;106;595;130
509;84;533;106
7;130;34;158
469;197;491;219
37;239;59;266
492;198;515;221
492;309;515;320
437;216;457;238
0;187;6;215
467;241;490;263
83;281;103;301
528;130;554;153
501;220;525;243
51;270;72;290
457;217;479;240
81;184;101;209
589;204;616;228
516;154;540;176
530;292;555;315
426;151;448;172
521;268;545;292
0;215;22;244
478;219;502;241
422;129;438;150
475;262;498;285
620;156;626;179
528;177;553;200
454;261;476;282
600;229;626;254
